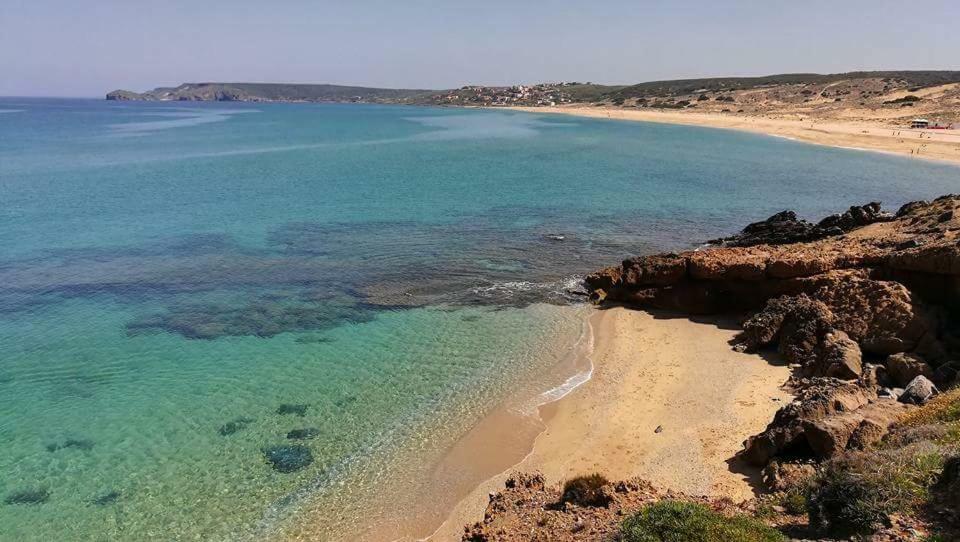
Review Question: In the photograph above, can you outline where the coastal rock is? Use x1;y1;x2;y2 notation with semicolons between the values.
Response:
807;274;934;356
801;399;910;458
733;294;834;367
885;353;934;387
262;445;313;473
815;202;893;233
898;375;939;405
709;202;892;248
814;330;863;380
740;379;875;466
462;472;727;542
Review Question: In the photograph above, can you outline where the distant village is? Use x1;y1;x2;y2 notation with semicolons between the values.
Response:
432;82;584;106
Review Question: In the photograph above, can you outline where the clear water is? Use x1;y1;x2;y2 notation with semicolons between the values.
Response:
1;98;957;541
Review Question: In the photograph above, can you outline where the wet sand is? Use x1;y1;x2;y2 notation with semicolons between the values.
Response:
510;105;960;165
423;307;793;541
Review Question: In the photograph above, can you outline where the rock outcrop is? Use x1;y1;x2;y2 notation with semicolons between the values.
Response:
461;473;745;542
586;195;960;468
707;202;893;247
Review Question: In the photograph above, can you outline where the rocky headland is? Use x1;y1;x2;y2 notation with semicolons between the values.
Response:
464;195;960;541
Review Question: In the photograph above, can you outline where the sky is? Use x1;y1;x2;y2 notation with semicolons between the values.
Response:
2;0;959;97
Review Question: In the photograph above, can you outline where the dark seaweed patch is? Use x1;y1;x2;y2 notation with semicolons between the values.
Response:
276;404;309;417
218;417;255;436
90;490;121;506
262;445;313;473
126;297;376;340
5;488;49;505
46;438;94;452
286;428;321;440
334;395;357;408
294;335;335;344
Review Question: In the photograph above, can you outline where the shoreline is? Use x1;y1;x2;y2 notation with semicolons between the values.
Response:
508;105;960;166
421;307;793;541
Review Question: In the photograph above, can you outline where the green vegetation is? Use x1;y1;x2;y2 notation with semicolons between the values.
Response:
805;388;960;537
560;473;611;508
884;95;922;105
620;501;785;542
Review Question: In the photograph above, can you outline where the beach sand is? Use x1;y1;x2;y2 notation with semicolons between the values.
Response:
510;105;960;165
421;307;793;541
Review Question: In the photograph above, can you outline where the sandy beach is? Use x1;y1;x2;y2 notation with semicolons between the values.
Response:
510;105;960;165
423;307;793;541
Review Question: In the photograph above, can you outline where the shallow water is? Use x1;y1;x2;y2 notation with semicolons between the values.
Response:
1;98;957;541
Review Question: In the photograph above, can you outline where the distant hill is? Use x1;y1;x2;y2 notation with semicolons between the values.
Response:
106;72;960;107
607;71;960;100
106;83;438;103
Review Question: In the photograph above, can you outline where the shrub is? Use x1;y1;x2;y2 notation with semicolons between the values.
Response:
560;473;611;508
783;488;807;515
807;444;945;536
884;95;921;105
621;501;785;542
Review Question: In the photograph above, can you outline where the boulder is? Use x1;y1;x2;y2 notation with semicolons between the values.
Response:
899;375;939;405
808;274;935;356
803;399;909;459
740;379;875;466
885;353;934;387
934;360;960;386
812;330;862;379
734;294;834;366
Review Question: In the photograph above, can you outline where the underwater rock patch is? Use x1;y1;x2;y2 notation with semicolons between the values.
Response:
90;490;121;506
218;417;254;436
334;395;357;408
126;295;376;340
276;404;309;417
262;445;314;473
286;428;321;440
46;438;94;452
5;488;50;505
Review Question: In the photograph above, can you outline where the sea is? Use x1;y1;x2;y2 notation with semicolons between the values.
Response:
0;98;957;541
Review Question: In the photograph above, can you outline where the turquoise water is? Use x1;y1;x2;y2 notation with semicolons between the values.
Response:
1;98;958;541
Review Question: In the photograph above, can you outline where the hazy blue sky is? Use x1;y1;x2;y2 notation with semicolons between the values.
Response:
2;0;958;97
